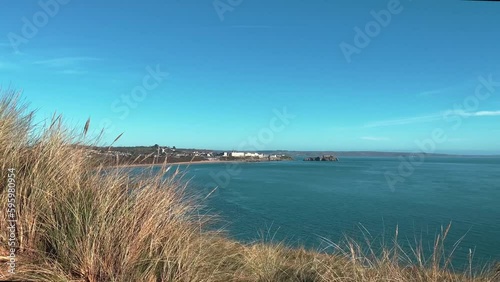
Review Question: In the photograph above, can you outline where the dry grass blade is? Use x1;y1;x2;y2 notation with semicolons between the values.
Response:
107;132;124;150
83;118;90;137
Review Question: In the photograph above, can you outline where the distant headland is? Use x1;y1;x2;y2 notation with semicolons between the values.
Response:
90;146;500;167
89;145;293;167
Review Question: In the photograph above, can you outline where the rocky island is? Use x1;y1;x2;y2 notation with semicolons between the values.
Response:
304;155;339;162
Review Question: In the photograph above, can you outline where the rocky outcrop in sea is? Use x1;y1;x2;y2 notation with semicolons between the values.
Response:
303;155;338;162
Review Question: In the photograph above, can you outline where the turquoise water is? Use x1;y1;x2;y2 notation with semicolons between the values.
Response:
134;157;500;267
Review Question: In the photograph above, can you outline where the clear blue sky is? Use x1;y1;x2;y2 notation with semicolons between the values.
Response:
1;0;499;154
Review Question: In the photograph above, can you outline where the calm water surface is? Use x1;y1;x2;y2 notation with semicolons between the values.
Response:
133;157;500;267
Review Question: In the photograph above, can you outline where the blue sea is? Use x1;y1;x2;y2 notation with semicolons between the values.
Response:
132;157;500;268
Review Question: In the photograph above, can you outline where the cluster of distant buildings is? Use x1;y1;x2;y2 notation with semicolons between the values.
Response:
159;148;213;158
88;149;132;158
158;147;283;160
91;145;290;162
223;152;264;158
222;152;285;160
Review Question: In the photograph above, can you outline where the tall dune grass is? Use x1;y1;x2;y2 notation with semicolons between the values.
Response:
0;90;498;281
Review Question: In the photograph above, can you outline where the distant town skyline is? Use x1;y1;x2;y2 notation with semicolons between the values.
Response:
2;0;500;154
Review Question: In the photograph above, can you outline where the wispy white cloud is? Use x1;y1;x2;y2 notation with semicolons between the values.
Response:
31;56;100;75
415;82;471;97
361;136;390;141
416;86;455;97
462;110;500;117
364;114;442;128
33;56;100;68
365;110;500;128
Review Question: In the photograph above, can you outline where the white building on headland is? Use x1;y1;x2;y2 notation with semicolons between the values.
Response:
225;152;265;158
244;152;263;158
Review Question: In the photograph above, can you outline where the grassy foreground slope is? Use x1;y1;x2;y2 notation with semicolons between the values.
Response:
0;91;498;281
